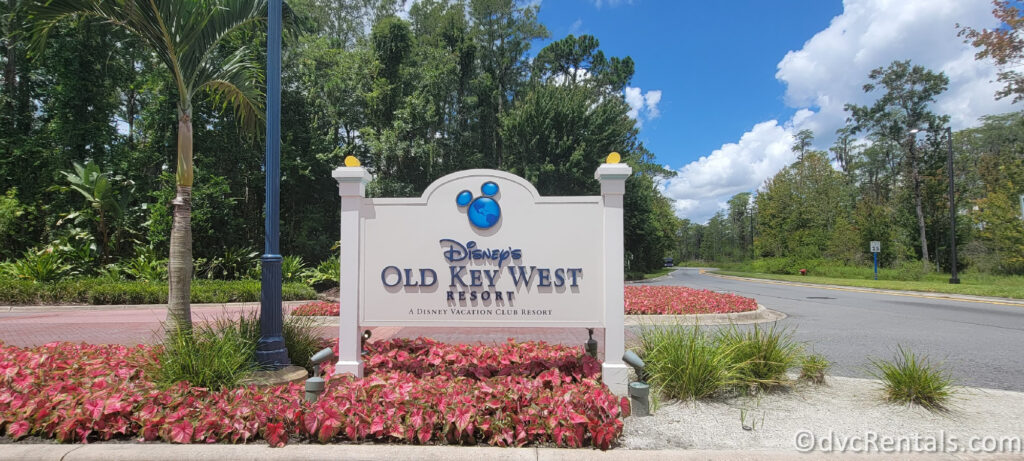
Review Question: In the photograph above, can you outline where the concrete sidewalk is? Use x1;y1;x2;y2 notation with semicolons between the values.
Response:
1;443;1008;460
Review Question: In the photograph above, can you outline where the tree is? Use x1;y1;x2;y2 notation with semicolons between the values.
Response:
845;60;949;267
469;0;547;167
29;0;265;332
755;152;851;260
958;1;1024;103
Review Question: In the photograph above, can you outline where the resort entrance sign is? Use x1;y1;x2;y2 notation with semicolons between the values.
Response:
332;155;631;395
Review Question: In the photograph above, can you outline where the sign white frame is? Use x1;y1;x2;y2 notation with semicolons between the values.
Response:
332;163;632;395
870;241;881;253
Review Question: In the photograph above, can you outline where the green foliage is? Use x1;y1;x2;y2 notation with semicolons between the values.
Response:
716;323;802;390
756;152;852;260
55;161;137;261
122;245;168;282
281;255;307;284
0;249;73;283
153;323;257;391
303;257;340;290
0;278;315;305
636;324;737;400
198;247;259;280
800;353;830;385
870;346;954;410
0;189;29;260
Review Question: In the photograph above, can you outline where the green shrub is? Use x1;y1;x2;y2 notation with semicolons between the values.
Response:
281;256;307;283
637;323;736;399
890;260;927;281
0;277;316;304
153;323;257;390
303;257;340;291
750;257;799;275
800;353;830;384
1;249;73;282
717;323;801;390
871;345;954;410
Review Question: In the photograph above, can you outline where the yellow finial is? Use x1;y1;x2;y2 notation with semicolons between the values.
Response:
344;155;361;167
606;152;621;164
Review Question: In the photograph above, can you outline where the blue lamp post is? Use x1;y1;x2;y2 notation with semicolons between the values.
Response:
256;0;290;368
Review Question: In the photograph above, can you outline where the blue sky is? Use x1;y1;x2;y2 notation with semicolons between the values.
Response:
527;0;1019;222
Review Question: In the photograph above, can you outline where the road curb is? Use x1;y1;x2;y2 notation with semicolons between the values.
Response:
297;305;784;327
624;304;785;326
701;271;1024;307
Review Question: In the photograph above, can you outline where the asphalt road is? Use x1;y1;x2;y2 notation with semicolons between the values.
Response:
639;268;1024;392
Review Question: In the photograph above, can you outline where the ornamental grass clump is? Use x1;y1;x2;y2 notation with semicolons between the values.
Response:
716;323;802;391
637;323;736;399
871;345;954;410
153;321;257;391
800;353;830;385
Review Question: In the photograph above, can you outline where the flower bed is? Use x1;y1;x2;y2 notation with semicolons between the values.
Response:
0;338;625;449
290;300;337;316
293;286;758;317
624;285;757;315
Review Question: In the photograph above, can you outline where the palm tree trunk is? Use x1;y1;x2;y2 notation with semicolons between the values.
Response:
166;108;193;333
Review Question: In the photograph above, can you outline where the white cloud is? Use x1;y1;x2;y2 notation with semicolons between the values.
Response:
590;0;633;8
664;0;1018;223
625;86;662;126
569;18;583;35
644;90;662;118
662;121;795;221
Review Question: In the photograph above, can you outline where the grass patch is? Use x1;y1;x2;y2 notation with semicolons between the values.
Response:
0;277;316;304
717;323;802;390
152;323;258;391
636;323;737;399
626;266;678;281
799;353;830;384
712;268;1024;299
870;345;954;410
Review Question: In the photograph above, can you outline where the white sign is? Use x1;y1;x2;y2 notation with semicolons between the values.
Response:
333;164;632;395
360;170;604;327
870;241;881;253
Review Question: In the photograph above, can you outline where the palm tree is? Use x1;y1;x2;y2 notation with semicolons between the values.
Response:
28;0;266;332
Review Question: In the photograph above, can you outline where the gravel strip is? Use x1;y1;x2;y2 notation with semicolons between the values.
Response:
621;375;1024;455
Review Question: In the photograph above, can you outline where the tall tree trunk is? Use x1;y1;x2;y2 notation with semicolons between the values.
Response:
166;108;194;334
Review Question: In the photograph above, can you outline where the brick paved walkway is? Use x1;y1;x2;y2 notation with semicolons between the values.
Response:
0;303;617;355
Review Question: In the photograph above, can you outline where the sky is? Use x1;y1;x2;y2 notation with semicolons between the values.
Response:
531;0;1020;223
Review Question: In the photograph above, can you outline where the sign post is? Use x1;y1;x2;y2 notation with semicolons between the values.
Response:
870;241;881;280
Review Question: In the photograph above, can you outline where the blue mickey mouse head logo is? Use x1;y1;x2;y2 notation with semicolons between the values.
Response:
456;181;501;229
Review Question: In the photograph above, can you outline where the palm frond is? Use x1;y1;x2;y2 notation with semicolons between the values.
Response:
196;46;265;132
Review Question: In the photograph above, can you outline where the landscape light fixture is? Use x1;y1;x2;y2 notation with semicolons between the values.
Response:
622;350;651;417
909;127;960;284
305;347;335;403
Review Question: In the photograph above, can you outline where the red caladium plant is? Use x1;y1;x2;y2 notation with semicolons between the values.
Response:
0;338;627;449
293;287;756;318
625;285;757;315
290;301;338;316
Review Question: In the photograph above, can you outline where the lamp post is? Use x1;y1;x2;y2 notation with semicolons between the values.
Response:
909;127;959;284
256;0;291;368
945;126;959;284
